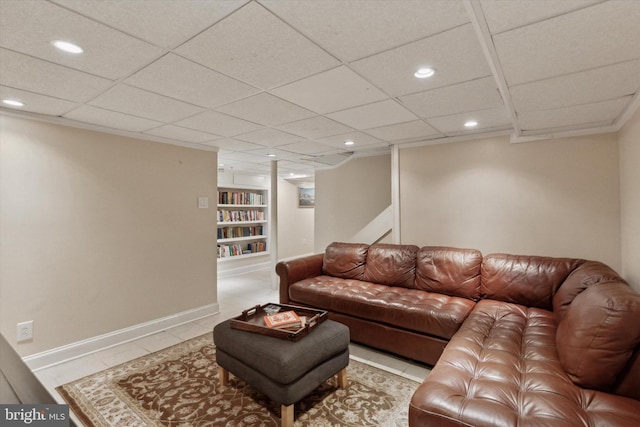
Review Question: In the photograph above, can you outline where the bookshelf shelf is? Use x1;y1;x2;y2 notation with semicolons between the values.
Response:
218;235;267;243
217;186;269;260
217;220;267;226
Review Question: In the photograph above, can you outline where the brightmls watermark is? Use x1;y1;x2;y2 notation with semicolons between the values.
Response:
1;405;69;426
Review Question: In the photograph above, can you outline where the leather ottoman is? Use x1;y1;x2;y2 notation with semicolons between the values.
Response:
213;318;350;426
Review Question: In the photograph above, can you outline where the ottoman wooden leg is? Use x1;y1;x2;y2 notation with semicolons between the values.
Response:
337;368;348;388
281;404;294;427
218;366;229;387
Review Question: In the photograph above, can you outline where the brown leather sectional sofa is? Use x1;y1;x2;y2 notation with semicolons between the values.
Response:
276;242;640;426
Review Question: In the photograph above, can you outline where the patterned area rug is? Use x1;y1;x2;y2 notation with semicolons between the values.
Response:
57;334;420;426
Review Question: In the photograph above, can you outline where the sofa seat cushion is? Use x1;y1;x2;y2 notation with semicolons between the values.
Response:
289;276;474;340
409;299;640;427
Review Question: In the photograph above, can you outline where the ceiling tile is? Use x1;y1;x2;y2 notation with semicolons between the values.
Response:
399;77;502;118
304;152;354;166
260;0;468;61
175;1;339;89
316;131;385;150
276;116;353;139
327;99;417;130
0;0;163;80
0;49;112;102
89;85;204;123
0;86;78;116
427;107;513;134
276;160;316;175
517;97;631;132
510;59;640;112
351;24;492;97
365;120;441;142
246;147;300;161
234;128;302;146
175;111;263;137
215;93;315;126
51;0;248;48
144;125;222;143
202;138;265;151
493;1;640;85
479;0;601;34
271;66;388;114
125;54;259;108
64;105;163;132
217;150;266;163
277;140;337;155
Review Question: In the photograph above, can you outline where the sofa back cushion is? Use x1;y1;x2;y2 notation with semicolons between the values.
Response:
322;242;369;280
481;254;582;310
553;260;623;323
415;246;482;300
363;243;419;288
555;282;640;393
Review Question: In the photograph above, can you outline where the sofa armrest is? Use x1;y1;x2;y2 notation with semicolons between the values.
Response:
276;253;324;304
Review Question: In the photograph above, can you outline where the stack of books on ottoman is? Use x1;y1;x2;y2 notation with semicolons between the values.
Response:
264;310;305;331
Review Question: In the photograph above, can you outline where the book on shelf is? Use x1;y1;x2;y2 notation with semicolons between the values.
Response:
217;225;264;239
263;310;302;329
217;243;243;258
217;241;266;258
248;241;266;253
218;191;264;205
217;210;265;222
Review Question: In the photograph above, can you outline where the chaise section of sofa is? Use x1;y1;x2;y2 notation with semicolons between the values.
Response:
409;254;640;427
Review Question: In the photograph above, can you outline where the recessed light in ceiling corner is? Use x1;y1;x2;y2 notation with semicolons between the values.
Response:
414;67;436;79
344;140;355;146
267;153;277;157
51;40;83;54
464;120;478;128
2;99;25;107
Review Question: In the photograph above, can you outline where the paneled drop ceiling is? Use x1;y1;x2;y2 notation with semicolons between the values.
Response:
1;0;639;179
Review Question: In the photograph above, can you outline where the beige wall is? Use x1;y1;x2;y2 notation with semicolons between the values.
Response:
0;116;217;356
277;178;314;259
314;154;391;252
619;108;640;291
399;134;621;270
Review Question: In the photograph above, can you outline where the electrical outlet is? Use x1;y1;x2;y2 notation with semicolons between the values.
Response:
198;196;209;209
17;320;33;342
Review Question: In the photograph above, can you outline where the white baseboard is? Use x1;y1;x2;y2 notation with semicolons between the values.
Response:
24;303;219;372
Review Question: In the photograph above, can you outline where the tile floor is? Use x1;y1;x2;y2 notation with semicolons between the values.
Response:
34;269;431;426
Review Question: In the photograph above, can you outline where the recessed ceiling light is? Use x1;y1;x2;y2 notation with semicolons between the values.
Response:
414;67;436;79
2;99;25;107
464;120;478;128
344;140;355;146
267;153;276;157
52;40;83;54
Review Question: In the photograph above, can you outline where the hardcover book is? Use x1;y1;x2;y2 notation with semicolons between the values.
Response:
263;310;302;329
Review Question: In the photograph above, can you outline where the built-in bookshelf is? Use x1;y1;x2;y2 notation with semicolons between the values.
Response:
217;186;268;261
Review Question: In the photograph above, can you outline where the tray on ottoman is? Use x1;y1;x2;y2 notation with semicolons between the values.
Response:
230;303;327;341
